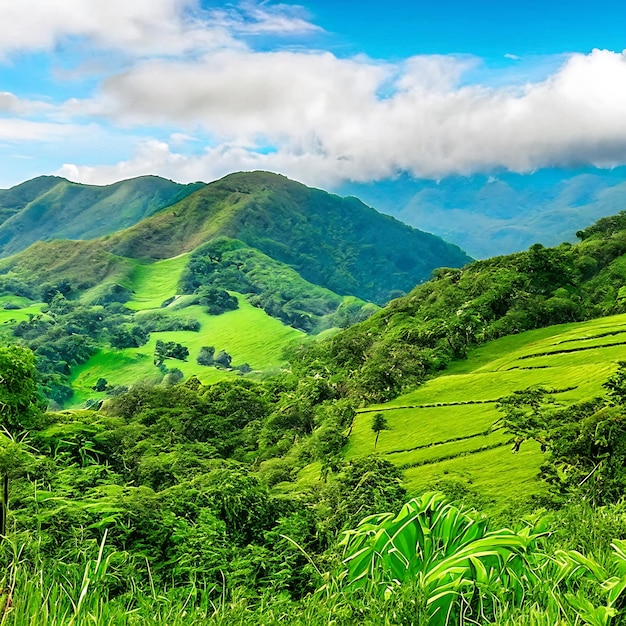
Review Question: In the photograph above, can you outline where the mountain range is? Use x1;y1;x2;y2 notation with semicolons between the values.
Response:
0;170;470;305
339;166;626;258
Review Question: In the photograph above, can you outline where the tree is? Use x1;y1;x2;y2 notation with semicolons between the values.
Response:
0;345;44;433
154;340;189;365
371;412;389;449
93;377;108;392
214;350;232;368
495;387;551;452
197;346;215;366
0;345;42;537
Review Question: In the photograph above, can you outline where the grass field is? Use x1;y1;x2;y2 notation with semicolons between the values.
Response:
70;282;304;406
67;253;305;405
333;312;626;512
124;255;191;310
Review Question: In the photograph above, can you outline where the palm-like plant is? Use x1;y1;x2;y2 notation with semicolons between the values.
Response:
339;492;542;624
338;492;626;625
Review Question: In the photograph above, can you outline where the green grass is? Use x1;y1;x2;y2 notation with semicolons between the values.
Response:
69;297;302;407
341;312;626;512
125;254;191;310
0;302;44;325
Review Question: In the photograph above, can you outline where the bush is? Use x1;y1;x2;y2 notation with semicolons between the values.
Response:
197;346;215;366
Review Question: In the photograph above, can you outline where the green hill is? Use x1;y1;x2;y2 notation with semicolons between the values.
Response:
291;211;626;404
104;171;472;304
0;175;203;257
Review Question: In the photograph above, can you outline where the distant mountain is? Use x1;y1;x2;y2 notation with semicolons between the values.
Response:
0;175;203;257
102;171;471;304
338;167;626;258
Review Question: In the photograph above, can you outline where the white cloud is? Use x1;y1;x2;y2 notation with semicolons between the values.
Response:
61;48;626;185
0;0;319;60
0;118;75;143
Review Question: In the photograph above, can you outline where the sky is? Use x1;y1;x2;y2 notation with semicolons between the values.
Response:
0;0;625;189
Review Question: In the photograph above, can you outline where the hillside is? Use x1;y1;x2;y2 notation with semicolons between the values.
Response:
334;312;626;511
0;175;203;257
291;211;626;404
103;171;472;304
5;207;626;625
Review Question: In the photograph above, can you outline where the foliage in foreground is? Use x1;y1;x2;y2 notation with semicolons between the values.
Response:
339;491;626;625
3;493;626;625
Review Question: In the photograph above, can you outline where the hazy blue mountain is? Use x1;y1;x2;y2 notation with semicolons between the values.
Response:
338;167;626;258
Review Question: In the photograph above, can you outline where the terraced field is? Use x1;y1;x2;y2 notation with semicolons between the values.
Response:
343;313;626;511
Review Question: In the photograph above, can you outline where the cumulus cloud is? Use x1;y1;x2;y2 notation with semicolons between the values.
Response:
0;0;319;59
61;48;626;185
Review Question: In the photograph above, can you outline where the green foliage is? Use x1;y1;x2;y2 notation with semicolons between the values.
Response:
0;345;44;432
292;212;626;402
195;286;239;315
154;339;189;365
371;412;389;449
197;346;215;366
179;237;374;333
338;492;626;626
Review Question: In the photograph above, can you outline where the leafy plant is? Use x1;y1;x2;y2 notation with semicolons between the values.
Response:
337;492;626;625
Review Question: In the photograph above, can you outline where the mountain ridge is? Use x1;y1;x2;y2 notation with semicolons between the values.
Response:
0;174;204;257
101;170;472;304
0;170;471;304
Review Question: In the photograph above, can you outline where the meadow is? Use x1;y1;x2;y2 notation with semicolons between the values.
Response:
69;255;304;405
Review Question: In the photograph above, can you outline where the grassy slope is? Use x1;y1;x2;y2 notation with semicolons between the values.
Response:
124;255;192;310
0;240;135;291
315;313;626;512
69;255;304;406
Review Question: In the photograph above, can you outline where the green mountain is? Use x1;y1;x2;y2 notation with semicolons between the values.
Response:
103;171;472;304
0;171;471;405
0;175;203;257
292;210;626;403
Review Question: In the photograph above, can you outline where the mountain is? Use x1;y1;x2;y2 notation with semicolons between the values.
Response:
102;171;472;304
0;171;471;404
0;175;203;257
338;166;626;258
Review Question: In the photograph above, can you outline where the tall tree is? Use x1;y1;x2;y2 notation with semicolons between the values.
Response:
371;412;389;449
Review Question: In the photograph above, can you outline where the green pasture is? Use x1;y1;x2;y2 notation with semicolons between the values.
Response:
403;441;544;505
342;312;626;511
70;297;302;406
0;302;43;325
125;255;191;310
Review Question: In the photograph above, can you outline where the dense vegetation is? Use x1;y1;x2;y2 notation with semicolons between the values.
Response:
291;213;626;403
103;171;471;304
3;337;626;624
5;206;626;622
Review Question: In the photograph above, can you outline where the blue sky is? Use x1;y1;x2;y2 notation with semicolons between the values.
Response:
0;0;625;188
